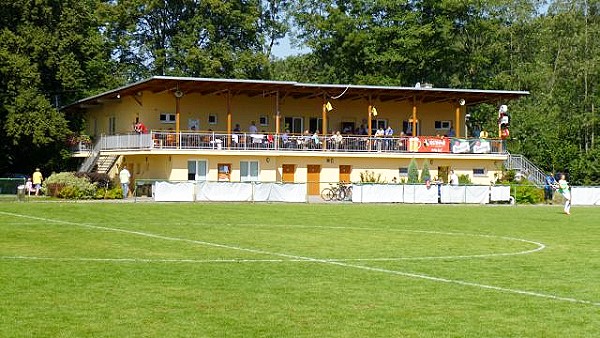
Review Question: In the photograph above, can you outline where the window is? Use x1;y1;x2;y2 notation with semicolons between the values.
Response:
108;116;116;135
208;114;217;125
218;163;231;181
160;113;176;124
434;120;452;130
188;160;208;181
259;116;268;126
473;168;486;176
398;167;408;176
240;161;259;182
284;117;303;134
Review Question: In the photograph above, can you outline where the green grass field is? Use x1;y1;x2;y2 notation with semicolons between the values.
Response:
1;201;599;337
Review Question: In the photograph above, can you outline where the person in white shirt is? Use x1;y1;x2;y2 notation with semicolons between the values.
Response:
119;167;131;199
449;170;459;186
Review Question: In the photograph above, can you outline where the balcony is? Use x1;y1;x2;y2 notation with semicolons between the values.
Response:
91;131;506;155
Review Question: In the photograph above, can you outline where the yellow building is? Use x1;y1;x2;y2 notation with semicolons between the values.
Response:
63;76;528;196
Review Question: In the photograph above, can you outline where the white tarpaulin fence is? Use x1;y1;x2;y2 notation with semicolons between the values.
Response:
153;181;306;203
571;187;600;206
149;181;598;205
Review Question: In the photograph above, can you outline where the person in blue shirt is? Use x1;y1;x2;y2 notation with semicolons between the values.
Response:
544;172;556;204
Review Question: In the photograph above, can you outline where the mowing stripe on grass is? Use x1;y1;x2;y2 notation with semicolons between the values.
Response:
1;211;598;307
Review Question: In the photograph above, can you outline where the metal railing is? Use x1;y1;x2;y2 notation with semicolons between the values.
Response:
504;154;546;187
90;131;507;155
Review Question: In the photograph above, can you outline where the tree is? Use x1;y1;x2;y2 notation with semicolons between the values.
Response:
101;0;290;80
420;160;431;183
0;0;116;175
408;158;419;184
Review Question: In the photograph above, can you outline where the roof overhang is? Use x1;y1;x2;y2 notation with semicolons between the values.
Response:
61;76;529;112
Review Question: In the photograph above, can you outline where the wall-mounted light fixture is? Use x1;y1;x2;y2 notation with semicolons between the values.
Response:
459;99;466;106
371;106;378;116
174;90;184;98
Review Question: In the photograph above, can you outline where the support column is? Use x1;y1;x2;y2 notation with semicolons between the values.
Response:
322;101;327;150
227;91;232;149
275;91;280;135
175;94;181;148
455;105;461;138
412;99;417;136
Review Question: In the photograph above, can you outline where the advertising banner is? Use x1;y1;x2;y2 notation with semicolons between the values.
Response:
408;136;451;153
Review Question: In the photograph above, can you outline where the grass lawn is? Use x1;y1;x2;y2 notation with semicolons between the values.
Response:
1;201;599;337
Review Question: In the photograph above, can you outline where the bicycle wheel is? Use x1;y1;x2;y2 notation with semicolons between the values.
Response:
336;188;346;201
320;188;334;201
344;186;352;201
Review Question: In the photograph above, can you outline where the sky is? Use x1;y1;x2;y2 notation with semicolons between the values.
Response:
271;35;309;59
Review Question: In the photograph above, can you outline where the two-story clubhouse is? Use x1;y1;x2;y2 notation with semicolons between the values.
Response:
63;76;528;196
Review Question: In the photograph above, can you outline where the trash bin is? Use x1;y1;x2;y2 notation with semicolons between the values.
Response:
17;185;26;201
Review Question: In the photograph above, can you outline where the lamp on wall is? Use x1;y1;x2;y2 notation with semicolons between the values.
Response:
459;98;466;106
174;90;184;98
371;106;378;116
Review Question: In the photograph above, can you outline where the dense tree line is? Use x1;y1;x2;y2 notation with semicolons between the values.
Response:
0;0;598;184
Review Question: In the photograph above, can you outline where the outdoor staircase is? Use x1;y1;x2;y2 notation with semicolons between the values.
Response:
504;153;546;187
78;141;119;174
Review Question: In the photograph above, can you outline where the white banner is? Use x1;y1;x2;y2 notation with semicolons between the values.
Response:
405;185;438;204
571;187;600;206
352;184;403;203
154;181;196;202
490;186;511;202
465;185;490;204
440;186;466;203
196;182;253;202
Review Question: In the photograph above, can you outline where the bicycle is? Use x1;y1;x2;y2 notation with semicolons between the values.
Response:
320;182;351;201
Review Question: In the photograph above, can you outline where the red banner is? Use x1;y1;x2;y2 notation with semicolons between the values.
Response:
408;137;450;153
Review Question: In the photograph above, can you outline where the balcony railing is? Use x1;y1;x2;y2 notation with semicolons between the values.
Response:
93;131;507;155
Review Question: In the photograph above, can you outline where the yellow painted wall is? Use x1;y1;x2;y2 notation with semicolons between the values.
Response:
84;91;466;137
118;153;501;187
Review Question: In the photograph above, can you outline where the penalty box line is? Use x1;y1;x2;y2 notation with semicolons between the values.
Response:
1;211;598;307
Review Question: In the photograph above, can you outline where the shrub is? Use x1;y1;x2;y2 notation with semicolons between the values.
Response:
458;174;472;185
511;179;544;204
420;161;431;183
359;170;385;183
407;158;419;184
75;172;112;188
44;172;96;199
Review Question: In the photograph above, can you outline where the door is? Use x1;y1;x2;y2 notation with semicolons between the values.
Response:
438;166;449;184
339;165;351;183
282;164;295;183
307;165;321;195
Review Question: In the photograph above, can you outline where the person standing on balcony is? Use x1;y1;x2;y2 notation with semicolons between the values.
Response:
119;166;131;199
32;168;43;196
384;125;394;150
248;121;258;134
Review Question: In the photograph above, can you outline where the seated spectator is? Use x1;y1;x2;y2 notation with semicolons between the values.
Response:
312;130;321;148
331;131;343;150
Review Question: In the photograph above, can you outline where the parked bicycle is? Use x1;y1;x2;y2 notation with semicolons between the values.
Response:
321;183;352;201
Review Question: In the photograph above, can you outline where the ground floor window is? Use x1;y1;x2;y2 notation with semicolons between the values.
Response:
188;160;207;181
240;161;259;182
218;163;231;181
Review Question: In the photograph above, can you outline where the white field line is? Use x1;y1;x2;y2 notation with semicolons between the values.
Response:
1;211;598;307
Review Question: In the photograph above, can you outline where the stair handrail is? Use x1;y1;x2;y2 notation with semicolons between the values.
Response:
79;141;101;172
505;153;546;187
